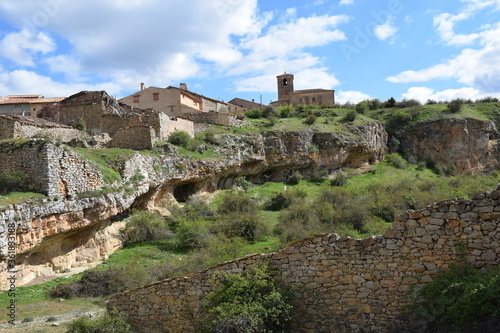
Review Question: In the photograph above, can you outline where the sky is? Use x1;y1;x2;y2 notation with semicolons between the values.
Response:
0;0;499;105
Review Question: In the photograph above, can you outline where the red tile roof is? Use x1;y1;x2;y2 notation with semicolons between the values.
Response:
0;95;65;105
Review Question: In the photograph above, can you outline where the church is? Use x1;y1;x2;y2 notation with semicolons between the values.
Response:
270;73;335;107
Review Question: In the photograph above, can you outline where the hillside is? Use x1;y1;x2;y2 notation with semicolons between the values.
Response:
1;98;500;332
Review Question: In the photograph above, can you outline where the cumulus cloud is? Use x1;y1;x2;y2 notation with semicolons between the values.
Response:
374;19;398;41
339;0;354;6
400;86;488;103
0;1;350;97
0;69;120;96
0;28;55;66
335;90;371;104
387;23;500;95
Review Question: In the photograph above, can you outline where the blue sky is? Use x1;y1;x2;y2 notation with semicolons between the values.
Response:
0;0;499;105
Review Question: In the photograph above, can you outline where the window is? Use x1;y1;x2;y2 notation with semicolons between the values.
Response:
133;95;140;103
153;93;159;101
283;78;288;86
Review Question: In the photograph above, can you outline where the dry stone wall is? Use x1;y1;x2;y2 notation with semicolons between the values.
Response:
0;140;103;199
108;187;500;333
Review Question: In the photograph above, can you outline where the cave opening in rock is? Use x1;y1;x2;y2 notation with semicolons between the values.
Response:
173;182;199;202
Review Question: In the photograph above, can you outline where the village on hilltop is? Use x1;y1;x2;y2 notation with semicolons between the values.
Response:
0;74;335;150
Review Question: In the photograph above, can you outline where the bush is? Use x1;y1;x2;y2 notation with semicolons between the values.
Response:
168;130;191;147
277;105;293;118
202;263;294;333
368;98;381;110
343;110;357;122
74;117;86;131
385;97;396;108
355;101;369;113
448;98;464;113
403;264;500;333
386;153;407;169
264;189;307;211
303;114;317;125
276;202;322;244
0;169;33;194
124;210;171;244
215;191;268;242
234;176;254;191
244;108;262;119
66;311;131;333
286;171;303;185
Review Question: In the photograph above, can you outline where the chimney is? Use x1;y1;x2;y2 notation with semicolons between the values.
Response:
140;82;145;91
180;83;188;90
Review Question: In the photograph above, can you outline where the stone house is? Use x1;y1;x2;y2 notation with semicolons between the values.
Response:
228;97;265;111
120;83;246;115
271;73;335;107
0;114;85;142
0;95;64;117
37;90;194;150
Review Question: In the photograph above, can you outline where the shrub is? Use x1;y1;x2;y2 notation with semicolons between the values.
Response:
309;168;329;184
330;172;349;187
304;114;317;125
448;98;464;113
74;117;86;131
48;282;78;299
124;210;171;244
202;263;294;333
355;101;369;113
215;191;269;242
261;106;276;118
343;110;357;122
368;98;381;110
276;202;322;244
168;130;191;147
199;129;220;145
264;189;307;211
403;264;500;333
277;105;293;118
287;171;303;185
0;169;33;194
244;108;262;119
385;97;397;108
386;153;408;169
66;311;131;333
234;176;254;191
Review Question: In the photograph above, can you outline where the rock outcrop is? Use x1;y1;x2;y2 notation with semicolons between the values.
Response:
393;118;499;174
0;122;388;288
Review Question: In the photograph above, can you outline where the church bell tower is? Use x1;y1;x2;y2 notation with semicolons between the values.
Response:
276;73;294;101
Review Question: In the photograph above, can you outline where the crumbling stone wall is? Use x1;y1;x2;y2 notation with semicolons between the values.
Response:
108;188;500;333
185;110;247;127
0;115;85;142
0;140;103;199
109;125;157;150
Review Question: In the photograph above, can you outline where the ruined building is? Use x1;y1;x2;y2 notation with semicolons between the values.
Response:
271;73;335;107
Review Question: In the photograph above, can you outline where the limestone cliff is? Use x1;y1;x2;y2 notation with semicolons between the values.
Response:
0;122;387;288
393;118;499;174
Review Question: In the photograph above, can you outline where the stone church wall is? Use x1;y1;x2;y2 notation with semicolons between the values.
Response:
108;188;500;332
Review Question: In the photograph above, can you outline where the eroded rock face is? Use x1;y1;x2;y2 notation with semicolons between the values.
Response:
394;118;499;174
0;123;388;287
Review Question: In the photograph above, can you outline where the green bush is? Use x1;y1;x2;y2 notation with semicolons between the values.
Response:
215;191;269;242
234;176;254;191
202;263;294;333
276;202;322;244
66;311;131;333
304;114;317;125
343;110;357;122
355;101;369;113
386;153;408;169
125;210;171;244
403;264;500;333
168;130;191;147
264;189;307;211
368;98;381;110
277;105;293;118
385;97;397;108
73;117;87;131
448;98;464;113
0;169;33;194
287;171;303;185
244;108;262;119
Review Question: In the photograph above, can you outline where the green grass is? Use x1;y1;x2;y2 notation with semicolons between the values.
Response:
71;147;135;184
0;192;46;207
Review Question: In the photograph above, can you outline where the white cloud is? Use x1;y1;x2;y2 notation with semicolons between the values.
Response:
339;0;354;6
0;28;55;66
374;19;398;41
387;23;500;94
335;90;371;104
0;70;121;97
400;86;499;103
